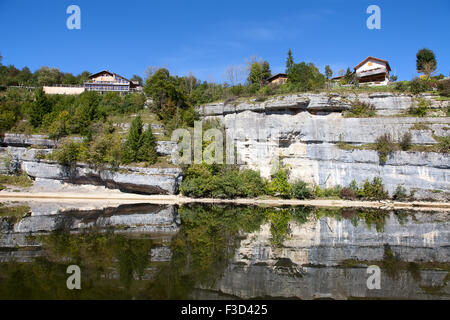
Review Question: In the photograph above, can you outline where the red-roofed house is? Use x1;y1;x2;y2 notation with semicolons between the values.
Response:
354;57;391;86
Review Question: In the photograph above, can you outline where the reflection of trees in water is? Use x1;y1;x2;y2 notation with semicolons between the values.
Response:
0;229;155;299
0;205;420;299
143;204;268;299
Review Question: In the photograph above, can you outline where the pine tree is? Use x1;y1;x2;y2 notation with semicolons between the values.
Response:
30;88;51;128
286;49;294;74
261;61;272;81
139;126;158;164
122;116;143;163
248;62;263;85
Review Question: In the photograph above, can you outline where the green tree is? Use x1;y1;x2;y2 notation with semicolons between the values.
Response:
62;73;78;85
286;49;294;74
122;116;143;163
247;62;263;85
75;91;101;136
416;48;437;78
121;116;158;165
139;126;158;164
144;68;185;110
17;67;33;85
34;66;62;86
261;61;272;81
325;65;333;79
77;71;91;85
344;67;354;83
287;62;325;91
30;88;52;128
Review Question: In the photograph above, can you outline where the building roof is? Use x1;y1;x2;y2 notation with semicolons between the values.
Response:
88;70;131;82
354;57;391;72
267;73;288;82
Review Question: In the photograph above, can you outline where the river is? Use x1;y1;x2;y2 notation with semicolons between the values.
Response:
0;202;449;299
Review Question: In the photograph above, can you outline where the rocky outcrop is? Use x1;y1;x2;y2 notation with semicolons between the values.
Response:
0;143;182;195
198;92;449;117
19;160;182;194
198;93;450;200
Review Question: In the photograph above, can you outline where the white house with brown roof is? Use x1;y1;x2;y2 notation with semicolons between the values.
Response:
354;56;391;86
84;70;141;94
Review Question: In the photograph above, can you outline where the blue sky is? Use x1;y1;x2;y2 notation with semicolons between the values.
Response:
0;0;449;82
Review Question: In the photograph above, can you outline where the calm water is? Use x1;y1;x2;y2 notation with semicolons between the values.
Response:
0;203;449;300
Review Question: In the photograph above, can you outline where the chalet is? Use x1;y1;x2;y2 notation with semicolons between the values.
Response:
267;73;288;85
331;57;391;86
354;56;391;86
84;70;141;94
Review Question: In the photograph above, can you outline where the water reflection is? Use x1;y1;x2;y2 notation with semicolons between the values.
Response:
0;203;449;299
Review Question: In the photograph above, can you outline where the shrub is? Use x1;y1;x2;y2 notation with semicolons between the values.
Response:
409;77;429;94
313;185;342;198
180;164;267;199
54;140;81;166
393;185;408;201
266;167;292;199
437;78;450;97
435;135;450;153
291;180;311;199
393;81;410;92
399;132;412;151
344;100;376;117
239;169;267;198
257;85;274;98
357;177;388;200
375;133;395;164
339;187;356;200
409;98;430;117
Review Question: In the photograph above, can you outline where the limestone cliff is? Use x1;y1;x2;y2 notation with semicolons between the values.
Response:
197;92;450;200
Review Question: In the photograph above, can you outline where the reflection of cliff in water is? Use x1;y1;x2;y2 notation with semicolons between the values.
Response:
0;203;449;299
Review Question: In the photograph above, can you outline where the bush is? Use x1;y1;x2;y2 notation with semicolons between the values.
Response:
435;135;450;153
344;100;376;117
437;78;450;97
266;167;292;199
339;187;356;200
357;177;388;200
399;132;412;151
375;133;395;164
180;164;267;199
291;180;311;199
313;185;342;198
393;185;408;201
54;140;81;166
393;81;410;92
409;77;429;94
409;98;430;117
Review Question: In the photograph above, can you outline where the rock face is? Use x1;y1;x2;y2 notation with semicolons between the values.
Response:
0;143;183;195
198;93;450;200
198;92;449;117
19;160;182;194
